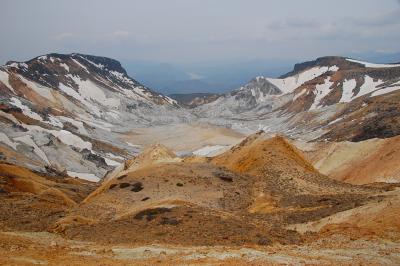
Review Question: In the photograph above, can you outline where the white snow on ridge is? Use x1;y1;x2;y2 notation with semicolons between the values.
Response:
47;115;64;128
309;77;334;110
80;56;104;69
104;158;121;167
14;135;50;164
354;76;384;99
58;116;88;135
52;130;92;151
0;132;18;150
60;63;70;72
67;171;100;182
72;59;89;73
328;117;344;125
266;66;339;94
9;98;43;121
77;114;113;132
0;70;15;93
18;75;55;100
59;83;101;116
293;89;307;101
110;70;136;86
371;86;400;97
347;59;400;68
69;75;120;109
193;145;227;157
165;96;178;105
106;153;125;160
339;79;357;103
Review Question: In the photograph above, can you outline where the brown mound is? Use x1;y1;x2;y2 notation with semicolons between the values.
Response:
211;133;317;175
55;134;393;247
0;163;96;231
304;135;400;184
125;143;181;171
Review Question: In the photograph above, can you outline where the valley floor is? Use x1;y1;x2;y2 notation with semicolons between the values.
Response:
1;229;400;265
122;122;245;155
2;132;400;265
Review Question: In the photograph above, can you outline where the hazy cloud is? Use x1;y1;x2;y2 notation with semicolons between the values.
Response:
52;32;75;40
0;0;399;64
111;30;131;38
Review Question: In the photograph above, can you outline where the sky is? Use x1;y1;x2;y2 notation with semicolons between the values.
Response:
1;0;400;93
1;0;399;64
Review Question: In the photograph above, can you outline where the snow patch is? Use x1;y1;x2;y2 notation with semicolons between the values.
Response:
72;59;89;73
0;70;15;93
59;83;101;116
193;145;227;157
18;75;55;100
9;98;43;121
0;132;18;150
47;116;63;128
69;75;121;108
347;59;400;68
52;130;92;151
106;153;125;160
266;66;338;94
58;116;88;135
14;135;50;164
354;76;384;99
328;117;343;125
339;79;357;103
80;56;104;69
309;77;334;110
104;158;121;166
67;171;100;182
371;86;400;97
60;63;70;72
293;89;307;101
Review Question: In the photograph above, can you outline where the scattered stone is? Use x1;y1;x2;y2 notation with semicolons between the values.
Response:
214;171;234;182
117;175;127;180
134;208;171;221
160;217;180;225
131;182;144;192
258;237;272;246
119;183;130;189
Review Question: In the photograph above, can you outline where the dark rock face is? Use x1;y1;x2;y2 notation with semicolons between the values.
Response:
131;182;144;192
76;54;127;75
232;78;282;99
81;149;110;169
281;56;366;78
169;93;221;108
119;183;130;189
134;208;171;221
4;53;176;107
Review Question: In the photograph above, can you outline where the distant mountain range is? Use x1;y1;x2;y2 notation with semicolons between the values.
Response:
195;56;400;141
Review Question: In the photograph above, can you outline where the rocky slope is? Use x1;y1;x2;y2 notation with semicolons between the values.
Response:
296;135;400;184
0;53;191;180
52;133;389;245
169;93;221;108
2;133;400;265
195;56;400;141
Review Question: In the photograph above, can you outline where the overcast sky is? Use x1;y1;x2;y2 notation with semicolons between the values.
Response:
1;0;400;64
